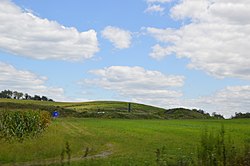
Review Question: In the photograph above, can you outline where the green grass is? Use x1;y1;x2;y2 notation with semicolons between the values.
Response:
0;99;212;119
0;118;249;165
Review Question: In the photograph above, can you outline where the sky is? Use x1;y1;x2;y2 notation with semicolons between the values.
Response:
0;0;250;118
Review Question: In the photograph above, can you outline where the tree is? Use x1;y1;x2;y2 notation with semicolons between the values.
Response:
0;90;13;98
13;91;18;99
33;95;41;101
41;96;48;101
212;112;224;119
24;93;29;100
0;89;54;102
232;112;250;119
16;92;23;99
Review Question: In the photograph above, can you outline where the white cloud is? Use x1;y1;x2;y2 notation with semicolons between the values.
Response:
170;0;210;21
83;66;185;107
0;0;99;61
147;0;250;80
101;26;132;49
145;0;172;14
185;85;250;118
145;4;165;13
0;61;66;101
150;44;174;60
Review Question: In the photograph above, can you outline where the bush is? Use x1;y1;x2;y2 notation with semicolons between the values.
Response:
0;110;51;141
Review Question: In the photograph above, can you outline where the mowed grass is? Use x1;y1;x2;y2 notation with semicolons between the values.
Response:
1;118;250;165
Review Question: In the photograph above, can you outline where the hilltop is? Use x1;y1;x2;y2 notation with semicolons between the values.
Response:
0;98;213;119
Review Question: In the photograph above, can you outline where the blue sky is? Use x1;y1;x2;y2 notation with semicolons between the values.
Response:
1;0;250;118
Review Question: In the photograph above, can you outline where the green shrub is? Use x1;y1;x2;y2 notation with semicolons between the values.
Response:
0;110;51;141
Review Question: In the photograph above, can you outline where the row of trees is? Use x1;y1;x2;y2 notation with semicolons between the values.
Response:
232;112;250;119
192;108;225;119
0;90;54;102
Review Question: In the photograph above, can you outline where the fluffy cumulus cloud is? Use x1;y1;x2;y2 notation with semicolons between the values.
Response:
145;0;172;14
83;66;185;107
147;0;250;80
145;4;165;13
185;85;250;118
0;0;99;61
101;26;132;49
0;61;66;101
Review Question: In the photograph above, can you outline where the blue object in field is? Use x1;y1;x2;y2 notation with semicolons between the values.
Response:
53;111;59;118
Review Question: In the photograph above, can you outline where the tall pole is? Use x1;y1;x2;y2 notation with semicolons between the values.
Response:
128;103;131;112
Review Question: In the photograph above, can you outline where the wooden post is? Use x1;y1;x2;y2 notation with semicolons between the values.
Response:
128;103;131;112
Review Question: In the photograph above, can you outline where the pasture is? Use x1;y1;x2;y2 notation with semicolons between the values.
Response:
1;118;250;165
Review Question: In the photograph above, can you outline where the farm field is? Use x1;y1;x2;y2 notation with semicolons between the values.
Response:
1;118;250;166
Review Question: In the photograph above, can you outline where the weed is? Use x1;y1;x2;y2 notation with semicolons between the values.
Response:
83;147;89;158
65;141;71;165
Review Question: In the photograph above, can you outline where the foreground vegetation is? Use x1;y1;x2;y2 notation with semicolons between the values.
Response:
0;118;249;165
0;110;50;142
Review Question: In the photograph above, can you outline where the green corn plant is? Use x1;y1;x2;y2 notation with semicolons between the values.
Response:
0;110;51;142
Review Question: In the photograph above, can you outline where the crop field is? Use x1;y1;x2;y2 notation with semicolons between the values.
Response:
1;118;250;166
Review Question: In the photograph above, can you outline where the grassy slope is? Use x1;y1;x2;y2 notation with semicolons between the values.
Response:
0;99;248;165
0;99;211;119
0;118;249;165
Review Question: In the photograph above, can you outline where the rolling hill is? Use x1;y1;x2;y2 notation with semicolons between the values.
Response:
0;98;212;119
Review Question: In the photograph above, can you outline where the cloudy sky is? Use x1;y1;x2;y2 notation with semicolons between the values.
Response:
1;0;250;118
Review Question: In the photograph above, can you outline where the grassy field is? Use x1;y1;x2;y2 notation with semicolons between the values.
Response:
1;118;250;166
0;99;212;119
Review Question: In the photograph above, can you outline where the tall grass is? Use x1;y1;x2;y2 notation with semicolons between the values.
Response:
0;110;51;141
197;125;250;166
156;125;250;166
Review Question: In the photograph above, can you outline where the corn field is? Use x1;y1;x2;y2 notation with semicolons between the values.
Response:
0;110;51;141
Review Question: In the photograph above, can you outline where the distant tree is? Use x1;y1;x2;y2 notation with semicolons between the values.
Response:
0;90;54;102
13;91;18;99
0;91;4;98
0;90;13;98
41;96;48;101
198;109;205;114
16;92;23;99
24;93;29;100
12;91;23;99
33;95;41;101
212;112;224;119
232;112;250;119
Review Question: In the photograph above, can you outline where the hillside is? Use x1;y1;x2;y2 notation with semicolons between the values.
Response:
0;99;212;119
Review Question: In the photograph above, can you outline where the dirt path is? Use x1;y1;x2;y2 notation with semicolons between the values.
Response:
3;147;113;166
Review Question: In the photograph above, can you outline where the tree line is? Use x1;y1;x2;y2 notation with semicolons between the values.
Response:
0;90;54;102
232;112;250;119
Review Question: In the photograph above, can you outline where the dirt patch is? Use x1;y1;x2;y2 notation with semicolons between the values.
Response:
2;144;113;166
